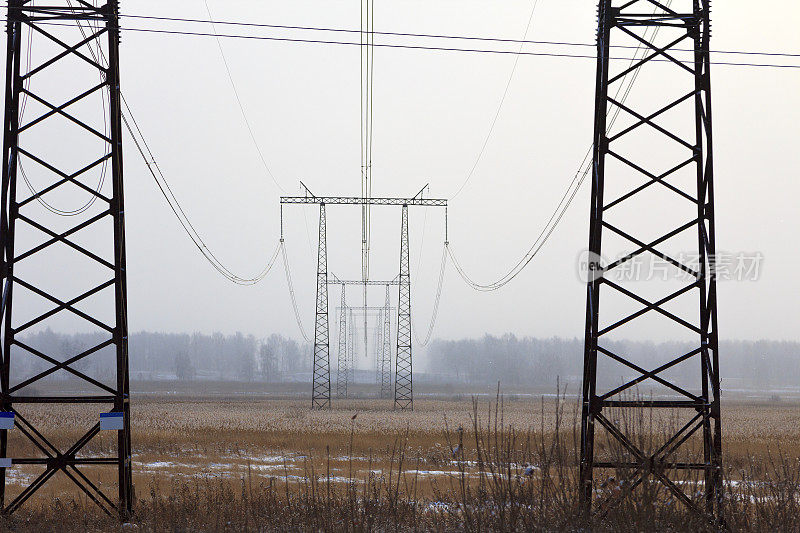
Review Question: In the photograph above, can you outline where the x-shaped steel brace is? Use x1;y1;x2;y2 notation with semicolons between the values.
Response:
593;411;706;518
6;411;116;515
10;338;116;394
609;32;693;86
604;151;696;210
23;21;106;79
11;276;115;334
16;147;112;212
15;210;114;269
597;344;703;401
20;89;111;144
598;278;700;336
17;152;112;209
602;219;700;278
608;96;694;150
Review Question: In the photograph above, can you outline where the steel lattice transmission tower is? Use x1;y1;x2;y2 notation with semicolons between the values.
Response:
329;276;397;398
336;304;394;398
311;204;330;408
374;308;382;384
0;0;132;514
580;0;721;519
380;284;392;398
347;308;355;389
336;284;348;398
282;191;444;409
394;205;412;410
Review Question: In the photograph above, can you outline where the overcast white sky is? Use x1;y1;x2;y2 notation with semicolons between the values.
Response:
8;1;800;351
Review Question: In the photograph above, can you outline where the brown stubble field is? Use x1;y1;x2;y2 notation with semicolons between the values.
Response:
5;392;800;498
1;389;800;531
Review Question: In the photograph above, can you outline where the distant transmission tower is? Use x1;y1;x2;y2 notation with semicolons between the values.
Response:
380;284;392;398
374;308;382;385
580;0;721;519
394;205;412;410
311;204;330;408
281;189;445;410
335;304;394;399
347;308;355;390
329;277;397;399
0;0;132;514
336;284;348;398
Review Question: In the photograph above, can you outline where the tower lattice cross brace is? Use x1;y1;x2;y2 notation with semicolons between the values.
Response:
311;204;331;408
580;0;721;520
281;191;444;410
0;0;132;515
394;205;412;410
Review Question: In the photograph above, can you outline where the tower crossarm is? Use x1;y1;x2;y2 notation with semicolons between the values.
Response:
329;275;399;286
281;196;446;207
338;306;396;312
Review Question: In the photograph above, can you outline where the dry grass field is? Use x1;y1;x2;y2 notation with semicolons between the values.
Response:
1;386;799;531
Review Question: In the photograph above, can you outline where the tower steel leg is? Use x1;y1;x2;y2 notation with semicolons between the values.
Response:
380;284;392;399
580;0;721;520
375;309;382;386
1;0;132;515
336;285;347;398
108;3;133;514
311;204;330;408
394;205;412;410
347;308;355;394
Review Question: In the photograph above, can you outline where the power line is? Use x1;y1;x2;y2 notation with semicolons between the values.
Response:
203;0;286;193
30;21;800;70
413;242;448;347
360;0;376;355
360;0;374;291
281;241;312;343
122;98;281;285
19;2;109;216
115;13;800;60
446;6;668;292
54;3;287;283
451;0;540;200
116;8;282;285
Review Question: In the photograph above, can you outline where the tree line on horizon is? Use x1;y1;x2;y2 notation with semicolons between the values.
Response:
12;329;800;390
18;329;309;383
426;334;800;390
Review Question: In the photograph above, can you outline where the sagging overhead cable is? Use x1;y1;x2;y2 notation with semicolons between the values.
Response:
451;0;540;200
413;242;448;347
29;20;800;70
115;13;800;61
20;1;109;217
122;101;280;285
358;0;377;358
203;0;286;194
280;241;312;343
77;0;279;283
447;3;669;292
122;3;286;285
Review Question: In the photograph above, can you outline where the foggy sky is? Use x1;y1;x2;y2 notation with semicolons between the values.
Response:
7;0;800;351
